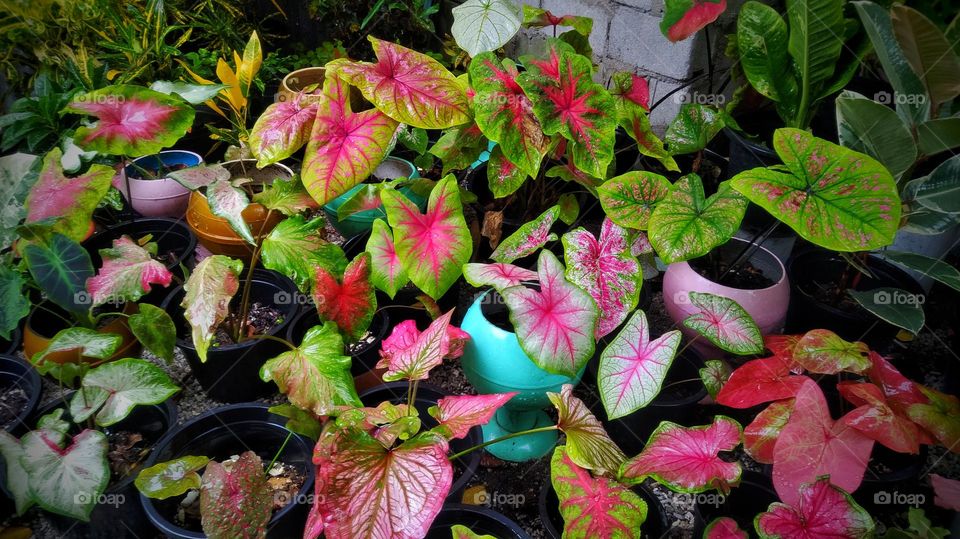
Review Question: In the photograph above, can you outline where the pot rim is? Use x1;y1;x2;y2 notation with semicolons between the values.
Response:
87;217;196;270
281;66;326;94
191;160;295;199
434;503;531;539
127;150;204;181
674;236;788;293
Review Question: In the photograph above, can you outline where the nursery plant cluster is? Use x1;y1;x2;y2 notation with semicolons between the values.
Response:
1;0;959;538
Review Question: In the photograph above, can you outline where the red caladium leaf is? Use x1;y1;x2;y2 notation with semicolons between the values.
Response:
598;310;682;419
365;219;408;299
376;310;463;381
550;445;647;539
755;477;874;539
705;517;748;539
772;379;874;506
931;474;960;511
26;149;114;241
620;416;743;493
549;384;626;477
503;250;599;377
469;53;548;179
562;218;641;338
700;359;733;400
486;145;529;198
382;175;472;299
522;6;593;36
199;451;272;539
793;329;871;374
764;334;801;365
597;171;671;230
517;40;616;178
249;94;320;167
301;76;398;205
610;72;650;111
867;351;927;411
490;206;560;263
716;357;808;408
907;385;960;451
312;253;377;341
838;382;924;454
181;255;243;362
306;430;452;539
463;262;538;291
661;0;727;42
65;85;195;157
744;400;794;464
428;392;517;440
326;37;470;129
86;236;173;307
682;292;764;355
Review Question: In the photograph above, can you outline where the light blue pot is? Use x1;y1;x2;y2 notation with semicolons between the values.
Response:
322;156;423;238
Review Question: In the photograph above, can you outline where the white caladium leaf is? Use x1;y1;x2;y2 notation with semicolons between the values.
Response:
491;206;559;263
599;311;682;419
86;235;173;307
452;0;523;56
206;178;254;245
549;384;626;477
21;429;109;521
428;392;518;440
462;262;538;291
181;255;244;362
69;358;179;426
682;292;763;355
33;327;121;365
0;431;33;514
166;164;230;190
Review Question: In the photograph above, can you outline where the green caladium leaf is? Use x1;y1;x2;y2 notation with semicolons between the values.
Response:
648;176;747;264
682;292;764;355
486;145;529;198
135;456;210;499
517;40;616;178
260;322;360;416
665;104;725;155
24;233;94;316
880;251;960;292
252;176;319;216
848;287;925;335
736;2;798;113
64;85;195;157
129;303;176;363
366;218;409;299
33;327;121;364
451;524;497;539
397;126;428;155
836;91;916;181
336;184;383;221
268;404;323;440
248;95;320;167
86;235;173;307
549;384;626;476
907;386;960;450
261;215;347;292
522;6;593;36
700;359;733;400
793;329;871;374
0;264;29;340
598;171;672;230
24;149;114;242
70;358;179;426
0;431;33;514
911;154;960;214
557;193;579;225
730;128;901;251
165;164;230;191
428;123;487;176
491;206;560;263
206;178;254;245
661;0;726;42
451;0;522;56
181;255;244;362
312;253;377;341
149;81;227;104
200;451;272;539
21;428;108;521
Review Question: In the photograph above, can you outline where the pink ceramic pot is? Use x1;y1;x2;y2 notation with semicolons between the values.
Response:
662;238;790;353
117;150;202;218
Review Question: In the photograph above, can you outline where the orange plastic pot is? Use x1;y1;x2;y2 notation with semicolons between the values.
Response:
278;67;325;104
23;302;141;364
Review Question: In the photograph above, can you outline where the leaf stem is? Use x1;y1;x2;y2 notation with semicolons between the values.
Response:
447;425;559;461
244;333;296;351
266;430;294;475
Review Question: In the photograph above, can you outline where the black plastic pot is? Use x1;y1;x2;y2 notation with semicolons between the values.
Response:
285;307;391;378
854;445;929;518
693;470;777;535
85;218;197;289
724;127;778;178
161;268;299;402
539;478;670;538
358;382;482;502
428;503;531;538
140;403;315;539
1;326;21;356
0;355;41;436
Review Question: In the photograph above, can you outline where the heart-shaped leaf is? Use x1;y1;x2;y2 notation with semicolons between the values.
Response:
86;235;173;307
836;91;916;181
549;384;626;477
550;445;647;539
366;218;409;299
648;176;747;263
200;451;272;539
312;253;376;341
907;385;960;450
661;0;726;41
616;99;678;172
70;358;179;426
23;233;94;316
327;37;470;129
838;381;924;454
716;357;808;408
25;149;114;241
249;95;320;167
700;359;733;400
206;178;254;245
563;218;642;338
793;329;870;374
452;0;522;56
181;255;244;362
491;206;560;263
730;128;901;251
682;292;764;355
150;81;226;104
21;428;108;521
598;171;671;230
33;327;121;364
522;6;593;36
598;310;681;419
260;321;361;415
463;262;538;291
261;215;347;292
890;5;960;108
867;351;927;411
135;456;210;500
665;104;725;154
65;85;195;157
755;477;874;539
382;175;472;299
743;400;794;464
619;416;743;493
165;164;230;191
376;311;460;381
503;250;598;376
486;146;529;198
0;265;29;341
428;392;517;440
705;517;748;539
611;72;650;111
252;176;319;216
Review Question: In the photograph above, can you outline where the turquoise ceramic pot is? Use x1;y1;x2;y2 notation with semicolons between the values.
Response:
322;156;424;238
460;290;582;462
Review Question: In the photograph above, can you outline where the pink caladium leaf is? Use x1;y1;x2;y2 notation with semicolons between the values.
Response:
700;359;733;400
365;219;409;299
199;451;272;539
181;255;243;362
249;94;320;167
522;6;594;36
376;311;464;381
716;357;808;408
793;329;871;374
764;334;802;366
661;0;727;42
517;40;616;178
26;149;115;241
598;310;682;419
463;262;538;291
620;416;743;493
772;379;874;506
312;253;377;341
682;292;764;355
491;206;560;263
326;37;470;129
755;477;874;539
64;84;195;157
503;250;599;377
931;474;960;511
550;445;647;539
562;218;642;338
382;175;472;299
597;171;672;230
301;76;398;205
549;384;626;477
486;145;529;198
469;53;548;179
206;178;254;245
705;517;748;539
86;236;173;307
610;72;650;111
428;392;518;440
907;385;960;451
838;382;924;454
305;430;452;539
743;400;794;464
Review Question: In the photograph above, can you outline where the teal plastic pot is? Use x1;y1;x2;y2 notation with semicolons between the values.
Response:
322;157;423;238
459;290;583;462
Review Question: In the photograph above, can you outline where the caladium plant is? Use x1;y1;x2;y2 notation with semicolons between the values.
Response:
375;310;468;381
180;255;244;361
462;262;538;291
312;253;377;341
754;477;874;539
200;451;273;539
85;235;173;307
428;392;518;440
682;292;764;355
491;205;560;263
661;0;727;41
597;171;672;230
549;384;626;477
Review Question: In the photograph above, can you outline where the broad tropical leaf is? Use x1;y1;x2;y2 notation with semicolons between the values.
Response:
838;381;924;454
490;206;559;263
881;251;960;293
312;253;377;341
661;0;726;41
550;445;647;539
428;123;487;176
682;292;763;355
206;178;254;245
558;193;579;225
755;478;874;539
907;385;960;451
716;357;807;409
705;517;749;539
522;6;593;36
25;149;114;242
736;2;798;107
249;95;320;167
327;37;470;128
200;451;272;539
598;311;681;419
20;429;108;521
86;236;173;307
867;351;927;411
848;287;925;335
502;250;598;376
269;404;323;440
428;392;517;440
150;81;226;104
610;72;649;111
69;358;179;426
598;171;671;230
181;255;244;362
700;359;733;400
462;262;537;291
252;176;319;216
891;5;960;108
366;218;409;298
486;146;528;198
793;329;870;374
836;91;916;181
548;384;626;476
24;233;94;316
619;416;743;493
376;311;460;381
261;215;348;292
616;100;678;171
784;0;845;129
665;104;725;155
648;177;747;263
33;327;121;364
743;400;794;464
911;154;960;214
451;0;522;56
135;456;210;500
